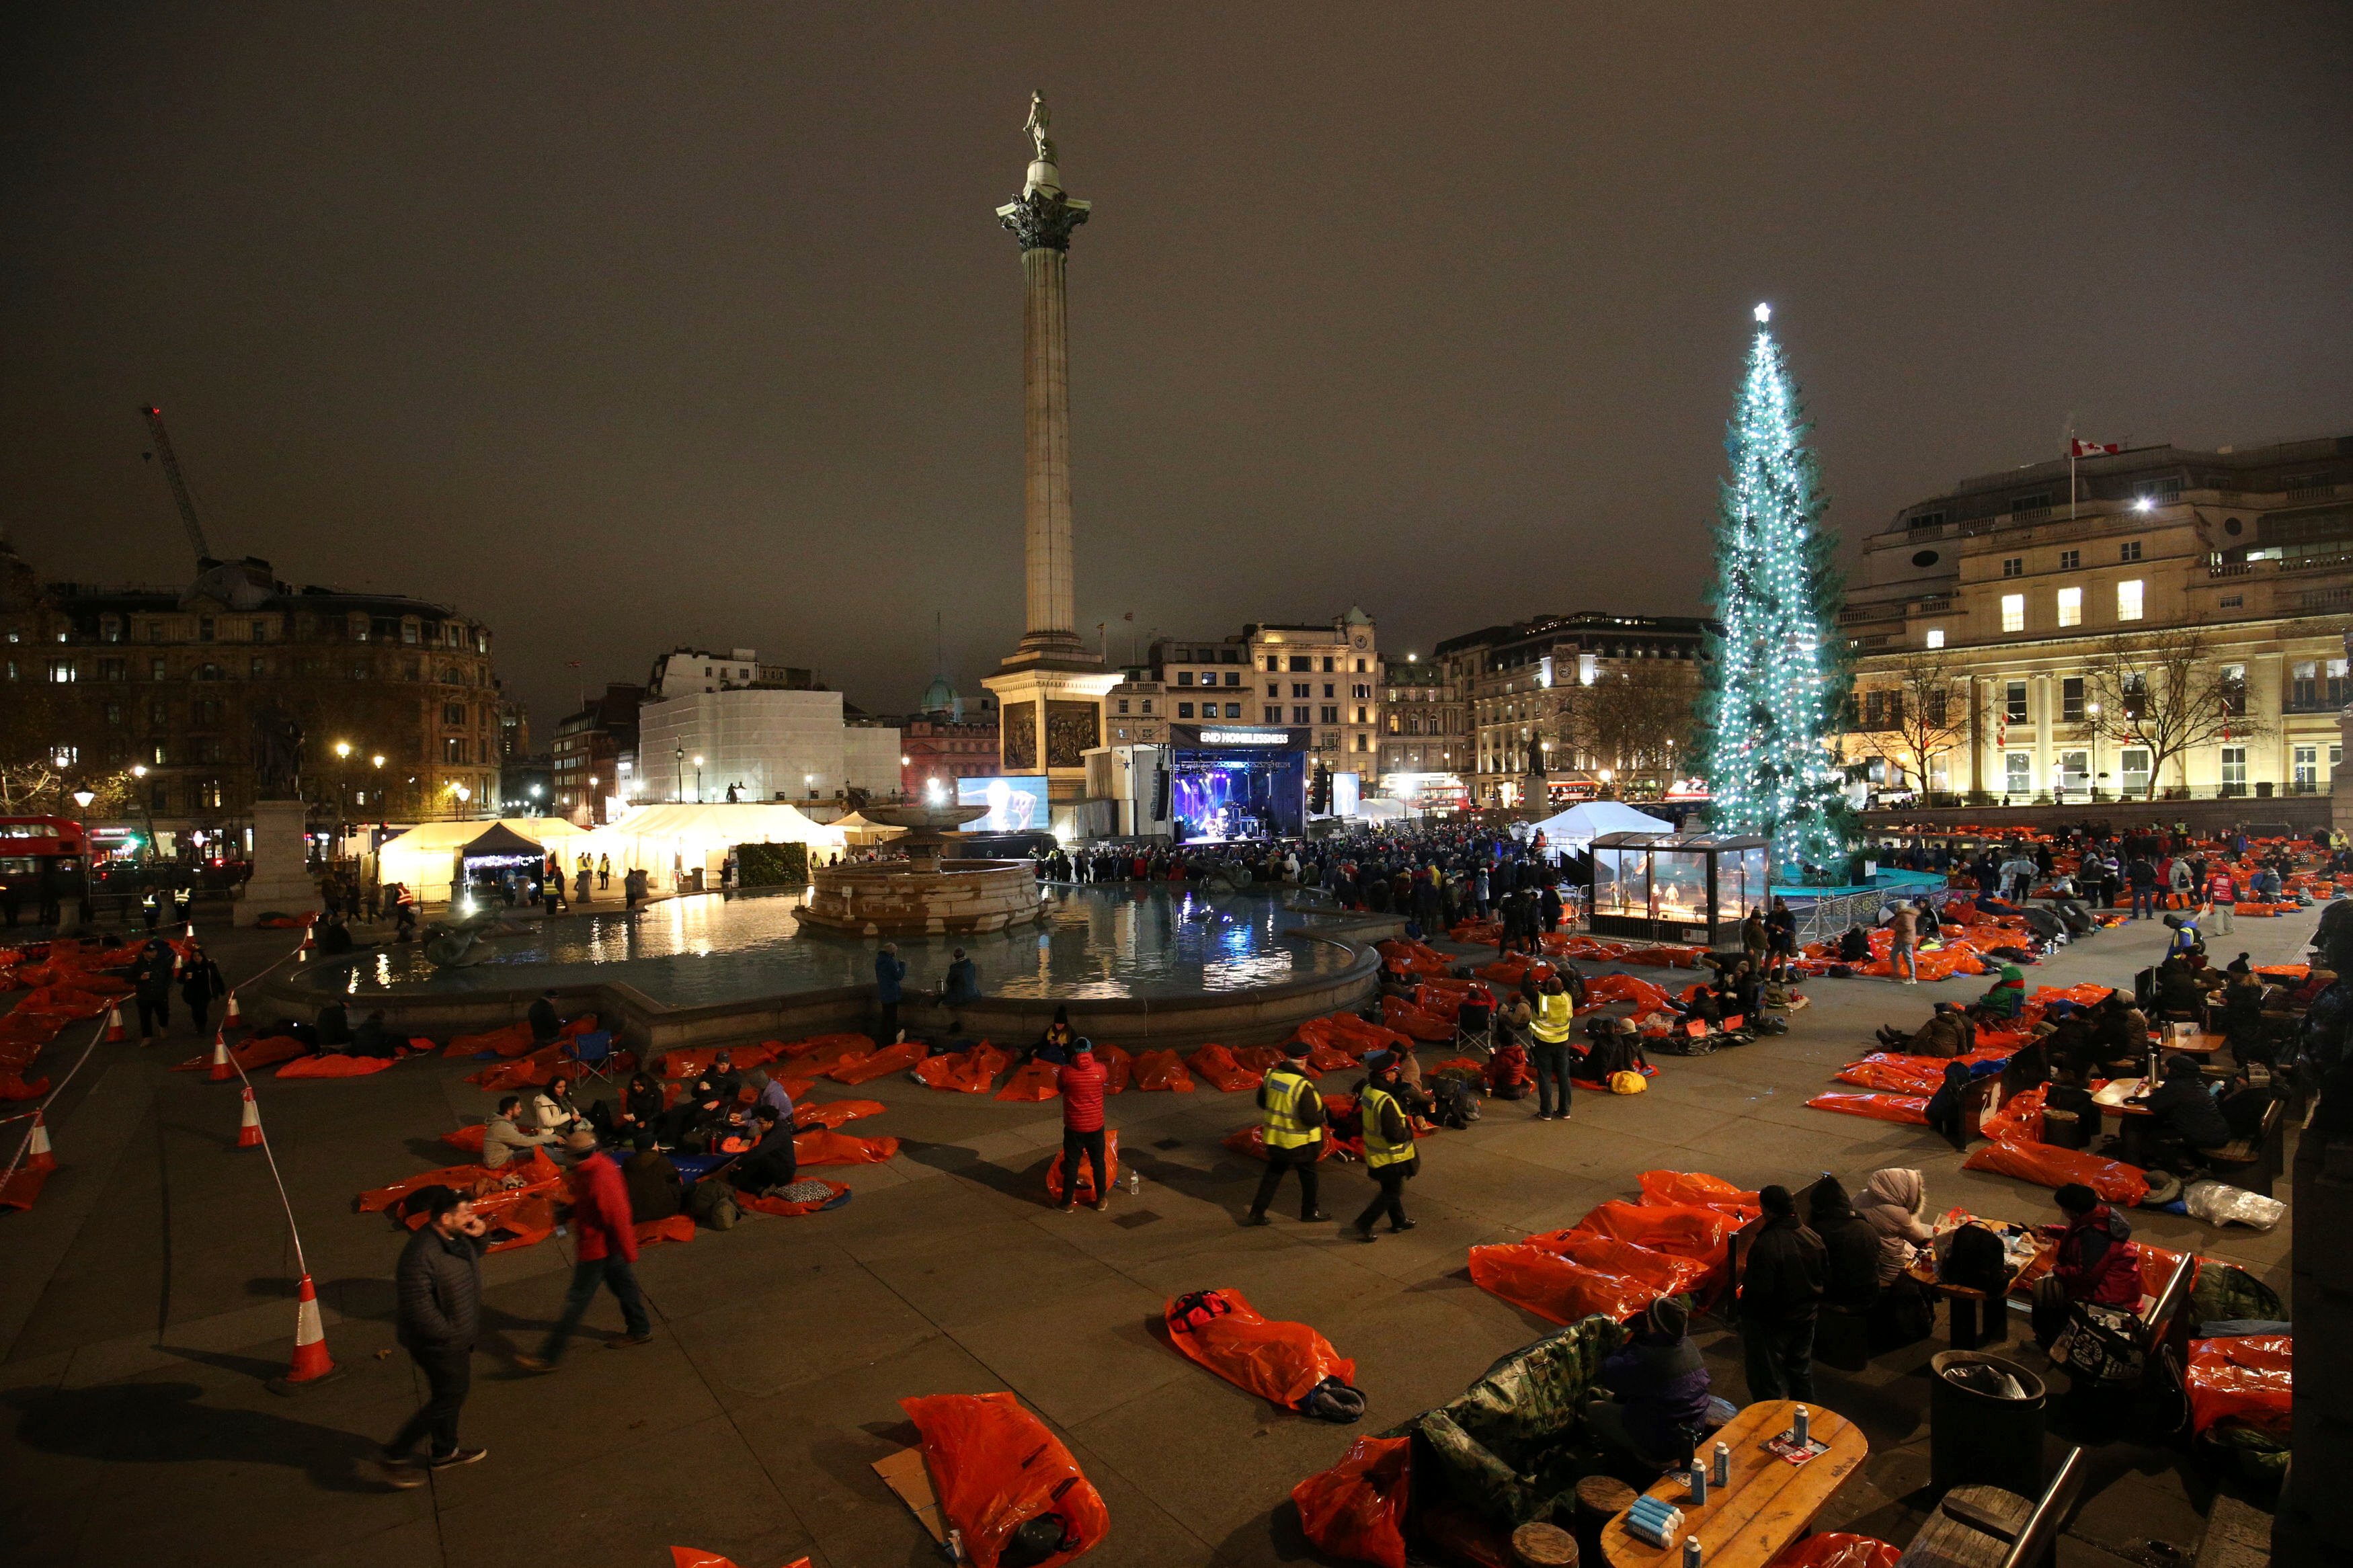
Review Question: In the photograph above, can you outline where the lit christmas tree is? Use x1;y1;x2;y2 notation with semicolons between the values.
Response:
1696;304;1852;882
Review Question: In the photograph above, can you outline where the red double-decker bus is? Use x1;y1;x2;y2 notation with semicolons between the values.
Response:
0;815;89;921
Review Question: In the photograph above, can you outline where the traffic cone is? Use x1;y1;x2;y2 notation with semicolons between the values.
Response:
184;921;195;940
225;992;243;1026
23;1110;54;1173
207;1032;234;1083
269;1273;342;1393
105;1004;125;1043
235;1085;263;1149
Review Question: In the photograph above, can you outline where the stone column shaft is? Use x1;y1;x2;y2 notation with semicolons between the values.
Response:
1021;245;1076;652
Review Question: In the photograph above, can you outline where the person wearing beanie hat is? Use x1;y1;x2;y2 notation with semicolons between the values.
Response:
1055;1038;1109;1212
2034;1180;2140;1347
1737;1183;1825;1402
1583;1292;1712;1471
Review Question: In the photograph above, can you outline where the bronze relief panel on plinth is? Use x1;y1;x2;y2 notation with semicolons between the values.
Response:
1045;701;1099;768
1001;702;1037;770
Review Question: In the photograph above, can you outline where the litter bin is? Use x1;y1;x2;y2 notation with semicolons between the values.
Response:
1930;1350;2046;1498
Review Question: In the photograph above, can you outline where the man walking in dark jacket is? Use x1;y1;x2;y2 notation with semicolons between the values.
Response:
383;1189;491;1483
1737;1184;1827;1401
132;939;173;1042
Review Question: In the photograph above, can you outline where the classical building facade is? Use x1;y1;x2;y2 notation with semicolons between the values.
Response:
1458;613;1711;807
1378;654;1468;793
1101;672;1169;747
0;543;512;853
900;675;1001;800
1147;608;1384;773
1839;434;2353;804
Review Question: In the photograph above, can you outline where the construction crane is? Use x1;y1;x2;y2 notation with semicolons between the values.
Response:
139;404;216;565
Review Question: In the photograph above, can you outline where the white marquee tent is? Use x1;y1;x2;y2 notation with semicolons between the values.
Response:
580;802;850;892
375;817;590;904
1529;800;1675;854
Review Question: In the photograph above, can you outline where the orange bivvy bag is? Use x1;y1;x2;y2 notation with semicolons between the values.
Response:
1130;1048;1195;1091
1291;1434;1410;1568
1962;1138;2149;1206
899;1393;1109;1568
1769;1534;1902;1568
1045;1130;1120;1204
1164;1287;1355;1409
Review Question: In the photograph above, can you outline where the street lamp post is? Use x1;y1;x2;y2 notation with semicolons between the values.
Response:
693;755;704;804
674;746;685;803
130;763;156;864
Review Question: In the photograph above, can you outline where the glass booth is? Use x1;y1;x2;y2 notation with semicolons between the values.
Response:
1585;831;1770;946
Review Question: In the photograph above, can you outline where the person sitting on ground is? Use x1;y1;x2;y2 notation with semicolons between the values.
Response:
526;989;565;1045
1808;1175;1882;1313
1583;1295;1713;1473
1837;924;1873;964
621;1132;683;1221
748;1068;794;1125
482;1094;559;1168
2143;1053;2231;1172
316;998;352;1052
1484;1034;1533;1100
1031;1005;1077;1065
650;1075;729;1152
2034;1182;2141;1347
936;946;981;1007
1585;1017;1650;1083
1923;1058;1975;1149
590;1071;666;1141
530;1075;582;1141
703;1049;742;1108
350;1009;400;1059
317;913;355;956
1719;959;1762;1022
1973;962;2027;1024
728;1104;798;1194
1878;1001;1972;1058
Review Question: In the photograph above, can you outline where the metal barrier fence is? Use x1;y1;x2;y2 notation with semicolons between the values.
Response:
1785;882;1958;948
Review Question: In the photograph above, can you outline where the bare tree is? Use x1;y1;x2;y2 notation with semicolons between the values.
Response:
1849;651;1968;794
1560;661;1701;792
2080;630;2267;799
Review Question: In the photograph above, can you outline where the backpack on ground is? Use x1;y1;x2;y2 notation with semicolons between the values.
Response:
1298;1374;1367;1423
1609;1070;1648;1096
1168;1289;1234;1334
687;1179;740;1231
1430;1077;1480;1129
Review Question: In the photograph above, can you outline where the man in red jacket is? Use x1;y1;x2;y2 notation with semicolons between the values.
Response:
516;1129;653;1369
1057;1039;1109;1213
2032;1181;2141;1347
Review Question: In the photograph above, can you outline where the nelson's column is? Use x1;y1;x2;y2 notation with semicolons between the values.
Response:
982;92;1119;803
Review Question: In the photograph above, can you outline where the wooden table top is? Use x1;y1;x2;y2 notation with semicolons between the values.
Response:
2093;1077;2155;1116
1601;1399;1868;1568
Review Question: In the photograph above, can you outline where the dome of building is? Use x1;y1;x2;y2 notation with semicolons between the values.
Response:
919;673;957;715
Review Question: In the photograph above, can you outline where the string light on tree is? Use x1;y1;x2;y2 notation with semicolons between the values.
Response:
1695;302;1853;881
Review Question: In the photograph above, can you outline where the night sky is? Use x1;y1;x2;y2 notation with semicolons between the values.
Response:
5;5;2349;739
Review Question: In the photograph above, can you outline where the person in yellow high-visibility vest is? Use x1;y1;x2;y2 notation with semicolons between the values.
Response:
1527;975;1575;1122
1244;1042;1328;1225
1347;1051;1421;1243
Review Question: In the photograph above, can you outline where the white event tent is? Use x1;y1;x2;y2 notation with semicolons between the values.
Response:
1529;800;1675;854
580;802;850;892
375;817;590;904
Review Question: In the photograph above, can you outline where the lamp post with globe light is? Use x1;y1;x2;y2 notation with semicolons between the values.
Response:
129;764;156;865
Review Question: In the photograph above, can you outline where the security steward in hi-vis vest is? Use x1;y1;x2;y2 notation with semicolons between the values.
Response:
1244;1042;1329;1225
1348;1050;1421;1242
1527;975;1576;1122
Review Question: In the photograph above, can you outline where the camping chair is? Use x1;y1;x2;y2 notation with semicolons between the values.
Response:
564;1028;619;1085
1453;997;1495;1056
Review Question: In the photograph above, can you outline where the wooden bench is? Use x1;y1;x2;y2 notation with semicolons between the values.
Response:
2204;1097;2287;1198
1893;1447;2085;1568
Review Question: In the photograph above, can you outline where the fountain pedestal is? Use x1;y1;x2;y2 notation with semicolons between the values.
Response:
798;803;1045;938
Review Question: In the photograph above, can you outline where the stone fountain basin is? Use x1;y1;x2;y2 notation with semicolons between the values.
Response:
801;855;1043;937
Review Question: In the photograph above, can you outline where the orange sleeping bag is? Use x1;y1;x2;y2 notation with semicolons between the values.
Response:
1131;1049;1195;1091
828;1039;927;1085
1045;1130;1119;1204
276;1053;397;1079
792;1128;899;1165
899;1393;1109;1568
1187;1044;1263;1091
914;1042;1011;1093
1164;1287;1355;1408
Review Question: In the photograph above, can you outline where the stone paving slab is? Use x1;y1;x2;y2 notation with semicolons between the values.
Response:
0;901;2305;1565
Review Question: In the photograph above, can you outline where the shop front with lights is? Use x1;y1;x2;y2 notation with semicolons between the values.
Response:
1585;831;1769;946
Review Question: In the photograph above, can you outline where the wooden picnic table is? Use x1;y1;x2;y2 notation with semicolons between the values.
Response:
1601;1399;1868;1568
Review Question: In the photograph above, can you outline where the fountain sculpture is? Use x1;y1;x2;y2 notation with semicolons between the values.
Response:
796;801;1046;937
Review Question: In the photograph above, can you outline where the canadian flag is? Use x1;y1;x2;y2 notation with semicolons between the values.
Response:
2070;438;2120;458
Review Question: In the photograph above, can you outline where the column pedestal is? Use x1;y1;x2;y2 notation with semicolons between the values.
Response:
237;798;319;926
